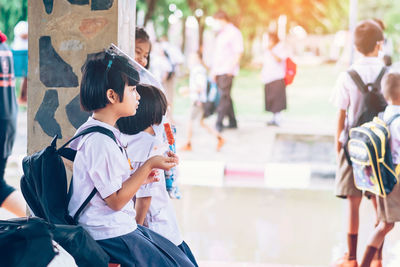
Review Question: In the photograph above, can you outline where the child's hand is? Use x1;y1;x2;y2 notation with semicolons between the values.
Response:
166;150;179;165
143;169;160;185
147;154;178;171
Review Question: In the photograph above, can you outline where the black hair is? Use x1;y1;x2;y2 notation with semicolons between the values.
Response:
135;27;151;69
354;20;384;55
117;84;167;135
213;10;229;22
268;32;279;46
80;51;140;112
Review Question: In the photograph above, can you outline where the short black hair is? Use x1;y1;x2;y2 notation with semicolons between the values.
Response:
117;84;167;135
383;72;400;102
80;51;139;112
135;27;151;69
354;20;384;55
136;27;150;43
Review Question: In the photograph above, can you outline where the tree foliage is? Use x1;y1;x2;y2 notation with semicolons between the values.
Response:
0;0;27;43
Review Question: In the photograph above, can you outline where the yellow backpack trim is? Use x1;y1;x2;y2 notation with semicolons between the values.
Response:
348;139;383;196
350;127;385;195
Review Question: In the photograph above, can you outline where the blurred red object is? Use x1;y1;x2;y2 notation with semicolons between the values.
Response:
0;31;7;43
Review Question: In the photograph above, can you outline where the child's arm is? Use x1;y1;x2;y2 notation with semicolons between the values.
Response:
105;153;177;211
135;196;152;225
336;109;346;154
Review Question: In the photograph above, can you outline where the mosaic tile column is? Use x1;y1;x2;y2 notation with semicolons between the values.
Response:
28;0;136;153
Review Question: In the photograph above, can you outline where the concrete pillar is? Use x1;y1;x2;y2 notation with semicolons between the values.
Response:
349;0;358;65
28;0;135;153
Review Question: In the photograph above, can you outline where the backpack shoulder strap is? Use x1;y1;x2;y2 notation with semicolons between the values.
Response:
58;126;118;161
71;188;97;224
387;114;400;125
348;70;367;94
58;126;119;224
373;67;387;89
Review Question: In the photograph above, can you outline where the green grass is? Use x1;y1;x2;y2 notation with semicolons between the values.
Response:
174;63;345;122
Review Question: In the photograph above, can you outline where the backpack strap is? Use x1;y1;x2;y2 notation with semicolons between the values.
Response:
58;126;120;225
387;114;400;125
58;126;118;161
348;67;387;93
59;126;118;151
373;67;387;90
71;188;97;224
348;70;367;94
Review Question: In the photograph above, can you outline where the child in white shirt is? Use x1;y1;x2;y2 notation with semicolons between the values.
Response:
181;52;225;152
68;51;194;266
117;84;198;266
359;72;400;267
333;20;386;267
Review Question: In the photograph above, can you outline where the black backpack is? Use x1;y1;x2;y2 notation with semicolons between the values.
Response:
343;68;388;164
348;67;387;127
20;126;119;266
203;81;220;119
0;217;56;267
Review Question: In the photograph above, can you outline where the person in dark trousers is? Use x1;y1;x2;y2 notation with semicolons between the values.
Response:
0;30;26;217
210;10;243;132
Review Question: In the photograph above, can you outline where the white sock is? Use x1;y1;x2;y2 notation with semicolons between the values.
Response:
273;112;281;123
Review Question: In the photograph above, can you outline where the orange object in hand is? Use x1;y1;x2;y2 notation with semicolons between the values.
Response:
163;123;175;145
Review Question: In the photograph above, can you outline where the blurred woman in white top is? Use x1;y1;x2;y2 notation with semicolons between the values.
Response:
261;32;287;126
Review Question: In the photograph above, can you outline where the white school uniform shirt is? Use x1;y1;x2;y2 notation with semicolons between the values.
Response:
210;23;244;77
189;63;208;103
124;130;183;246
383;105;400;164
261;43;287;84
68;117;137;240
334;56;385;143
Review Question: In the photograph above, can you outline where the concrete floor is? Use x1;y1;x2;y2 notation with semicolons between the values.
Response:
3;111;400;266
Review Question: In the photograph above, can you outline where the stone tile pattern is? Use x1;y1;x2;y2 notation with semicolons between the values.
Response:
29;0;117;153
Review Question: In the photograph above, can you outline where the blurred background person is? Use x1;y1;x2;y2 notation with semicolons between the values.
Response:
373;18;393;67
210;10;243;133
0;30;26;217
261;32;288;127
181;52;225;152
160;36;184;123
11;21;28;106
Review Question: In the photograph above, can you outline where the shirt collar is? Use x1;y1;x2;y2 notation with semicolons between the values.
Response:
87;116;122;139
384;105;400;121
356;56;382;65
386;104;400;114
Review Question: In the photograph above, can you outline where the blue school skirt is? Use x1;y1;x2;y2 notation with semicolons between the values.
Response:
178;241;198;267
97;225;195;267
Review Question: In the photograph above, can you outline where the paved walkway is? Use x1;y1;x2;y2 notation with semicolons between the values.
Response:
6;111;400;266
4;111;337;190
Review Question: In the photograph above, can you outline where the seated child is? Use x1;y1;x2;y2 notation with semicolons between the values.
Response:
359;72;400;267
117;84;198;267
68;51;195;266
134;27;182;199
